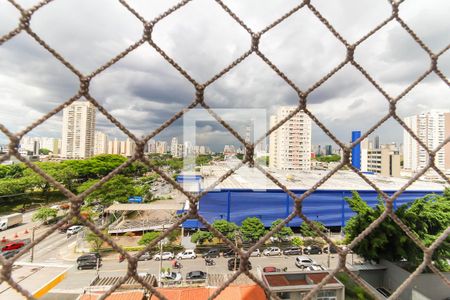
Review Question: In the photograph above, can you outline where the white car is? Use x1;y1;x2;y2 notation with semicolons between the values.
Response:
263;247;282;256
153;252;174;261
250;249;261;257
160;271;182;282
307;264;326;271
295;256;316;269
176;249;197;259
50;205;60;210
66;225;83;236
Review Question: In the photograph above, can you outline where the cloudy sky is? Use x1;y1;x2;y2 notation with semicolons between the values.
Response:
0;0;449;151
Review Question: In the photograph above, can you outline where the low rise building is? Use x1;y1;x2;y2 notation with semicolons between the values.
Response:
261;270;345;300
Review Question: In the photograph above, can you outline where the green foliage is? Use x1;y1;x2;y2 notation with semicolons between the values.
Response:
345;190;450;271
336;272;375;300
86;231;108;252
191;230;214;245
138;231;161;246
240;217;265;242
77;175;136;206
315;154;341;162
39;148;51;155
270;219;294;240
256;156;269;166
291;237;304;247
236;153;244;160
300;221;326;237
32;207;58;224
0;164;26;179
196;154;213;166
212;219;239;240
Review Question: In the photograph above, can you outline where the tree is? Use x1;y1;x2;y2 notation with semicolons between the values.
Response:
344;190;450;271
39;148;51;155
240;217;265;242
315;154;341;163
86;231;108;252
77;175;136;206
292;237;304;247
270;219;294;241
138;231;161;246
300;221;326;237
191;230;213;245
32;207;58;224
212;219;239;240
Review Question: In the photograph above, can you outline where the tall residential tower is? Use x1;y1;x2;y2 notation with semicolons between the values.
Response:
269;107;312;171
61;101;96;159
403;111;450;173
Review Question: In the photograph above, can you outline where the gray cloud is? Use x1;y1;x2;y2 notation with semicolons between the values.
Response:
0;0;448;150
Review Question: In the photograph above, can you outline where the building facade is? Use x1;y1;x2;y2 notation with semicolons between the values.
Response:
403;111;450;173
269;107;312;171
366;144;401;177
61;101;96;159
94;131;108;155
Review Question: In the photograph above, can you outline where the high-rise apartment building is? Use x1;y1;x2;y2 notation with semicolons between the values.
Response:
171;137;180;157
125;138;135;157
269;107;312;171
156;141;168;154
403;111;450;172
61;101;96;159
94;131;109;155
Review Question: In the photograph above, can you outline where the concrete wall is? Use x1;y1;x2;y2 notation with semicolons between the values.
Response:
381;259;450;300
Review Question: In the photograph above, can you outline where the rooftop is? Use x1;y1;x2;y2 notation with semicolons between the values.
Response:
263;271;342;289
197;162;446;191
0;262;71;300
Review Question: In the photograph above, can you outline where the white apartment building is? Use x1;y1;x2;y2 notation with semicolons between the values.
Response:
20;136;61;155
156;141;168;154
403;111;450;173
94;131;109;155
269;107;312;171
61;101;96;159
124;138;135;157
171;137;181;157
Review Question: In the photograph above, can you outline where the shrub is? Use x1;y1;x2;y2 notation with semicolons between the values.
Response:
124;232;135;237
191;230;214;245
138;231;160;246
291;237;304;247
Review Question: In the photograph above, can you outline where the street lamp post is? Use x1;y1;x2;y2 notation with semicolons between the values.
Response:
30;226;36;263
158;224;164;285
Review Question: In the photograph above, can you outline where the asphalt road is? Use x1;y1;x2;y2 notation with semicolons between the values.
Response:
52;252;350;293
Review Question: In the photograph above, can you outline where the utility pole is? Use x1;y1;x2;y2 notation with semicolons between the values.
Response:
158;224;164;285
30;226;36;263
327;228;331;269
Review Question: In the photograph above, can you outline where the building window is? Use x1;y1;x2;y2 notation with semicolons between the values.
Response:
317;290;337;300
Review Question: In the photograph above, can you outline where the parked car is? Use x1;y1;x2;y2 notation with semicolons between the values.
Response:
153;252;174;261
283;247;302;256
58;222;73;233
249;249;261;257
303;245;323;255
222;249;236;258
202;248;220;258
1;241;25;252
1;249;20;259
176;249;197;260
66;225;83;236
323;245;339;254
262;266;287;273
77;259;100;270
186;271;207;282
227;258;252;271
263;247;282;256
77;253;101;264
295;256;316;269
137;252;152;261
306;264;326;271
160;271;182;282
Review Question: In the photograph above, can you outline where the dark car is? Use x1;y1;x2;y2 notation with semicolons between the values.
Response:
1;249;20;259
283;247;302;256
222;249;236;258
137;252;152;261
227;258;252;271
202;248;220;258
77;259;100;270
303;245;323;255
323;245;339;254
186;271;207;282
77;253;102;264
